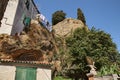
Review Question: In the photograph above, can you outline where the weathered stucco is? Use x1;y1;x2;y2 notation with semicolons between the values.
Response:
0;65;51;80
0;65;16;80
11;0;39;35
37;68;51;80
0;0;19;35
0;0;39;35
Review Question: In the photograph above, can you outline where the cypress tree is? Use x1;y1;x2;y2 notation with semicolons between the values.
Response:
77;8;86;25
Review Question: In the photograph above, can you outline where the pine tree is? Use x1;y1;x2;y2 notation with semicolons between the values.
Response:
52;10;66;25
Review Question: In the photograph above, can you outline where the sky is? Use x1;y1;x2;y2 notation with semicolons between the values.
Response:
34;0;120;52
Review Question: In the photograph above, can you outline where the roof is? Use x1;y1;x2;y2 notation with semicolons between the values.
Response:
0;59;52;69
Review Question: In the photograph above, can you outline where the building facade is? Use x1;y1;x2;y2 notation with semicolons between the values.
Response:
0;1;52;80
0;60;52;80
0;0;39;35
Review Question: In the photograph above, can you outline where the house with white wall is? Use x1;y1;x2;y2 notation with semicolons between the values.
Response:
0;0;40;35
0;0;52;80
0;59;52;80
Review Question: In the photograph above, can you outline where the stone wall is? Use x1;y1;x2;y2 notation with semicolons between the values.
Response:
94;74;120;80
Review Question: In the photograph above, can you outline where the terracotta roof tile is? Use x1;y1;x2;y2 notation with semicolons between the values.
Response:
0;59;52;68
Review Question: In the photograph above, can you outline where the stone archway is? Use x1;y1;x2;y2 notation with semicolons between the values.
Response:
11;49;43;61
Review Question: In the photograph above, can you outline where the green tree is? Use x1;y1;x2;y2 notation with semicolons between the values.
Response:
116;53;120;66
52;10;66;25
77;8;86;25
66;27;119;79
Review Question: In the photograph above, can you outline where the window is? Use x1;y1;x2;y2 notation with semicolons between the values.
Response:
23;16;31;33
23;16;31;26
15;67;37;80
25;0;29;10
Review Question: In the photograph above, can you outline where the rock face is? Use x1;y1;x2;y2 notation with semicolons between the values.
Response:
0;23;57;62
0;18;86;62
52;18;85;37
51;18;87;76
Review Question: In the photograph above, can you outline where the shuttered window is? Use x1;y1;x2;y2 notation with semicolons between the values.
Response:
15;67;37;80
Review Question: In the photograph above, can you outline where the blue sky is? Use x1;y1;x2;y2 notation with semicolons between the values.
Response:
34;0;120;52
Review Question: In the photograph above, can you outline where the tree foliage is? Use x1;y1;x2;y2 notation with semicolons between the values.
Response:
77;8;86;25
97;64;120;76
52;10;66;25
65;27;119;79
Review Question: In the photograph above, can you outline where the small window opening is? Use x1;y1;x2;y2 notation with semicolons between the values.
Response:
23;16;31;33
25;0;29;10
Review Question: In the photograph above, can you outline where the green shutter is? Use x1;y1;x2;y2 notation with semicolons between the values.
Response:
15;67;37;80
23;17;31;26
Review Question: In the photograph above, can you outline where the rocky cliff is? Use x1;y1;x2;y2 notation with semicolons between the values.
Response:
52;18;86;37
0;22;58;62
0;18;86;62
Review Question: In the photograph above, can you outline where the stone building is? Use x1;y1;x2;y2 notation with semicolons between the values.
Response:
0;0;52;80
0;0;39;35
